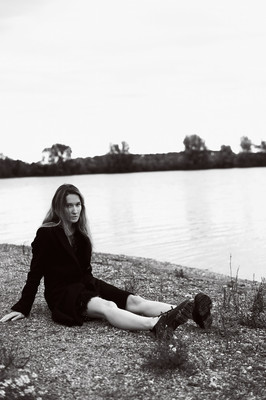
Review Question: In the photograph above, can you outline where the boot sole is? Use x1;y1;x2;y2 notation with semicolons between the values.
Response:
192;293;212;329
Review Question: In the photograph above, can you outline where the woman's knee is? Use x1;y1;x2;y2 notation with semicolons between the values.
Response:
126;295;147;313
85;297;118;318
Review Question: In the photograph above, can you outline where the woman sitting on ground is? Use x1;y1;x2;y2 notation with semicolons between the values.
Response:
1;184;212;338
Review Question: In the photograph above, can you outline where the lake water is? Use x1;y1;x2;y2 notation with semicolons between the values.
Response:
0;168;265;281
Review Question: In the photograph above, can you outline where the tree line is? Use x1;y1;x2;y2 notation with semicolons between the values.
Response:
1;135;266;178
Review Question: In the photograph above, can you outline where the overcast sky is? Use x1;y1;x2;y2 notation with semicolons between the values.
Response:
1;0;266;162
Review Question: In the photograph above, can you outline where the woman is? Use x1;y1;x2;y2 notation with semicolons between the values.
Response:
1;184;212;338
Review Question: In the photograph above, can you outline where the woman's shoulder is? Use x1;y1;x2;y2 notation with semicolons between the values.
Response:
35;224;62;239
31;224;63;248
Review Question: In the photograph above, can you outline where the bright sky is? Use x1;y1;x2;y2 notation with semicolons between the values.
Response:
1;0;266;162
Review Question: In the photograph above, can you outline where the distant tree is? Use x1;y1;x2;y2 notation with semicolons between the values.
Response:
109;141;130;154
109;143;120;154
183;135;207;152
240;136;252;152
220;145;233;154
218;145;234;168
121;141;130;154
260;140;266;151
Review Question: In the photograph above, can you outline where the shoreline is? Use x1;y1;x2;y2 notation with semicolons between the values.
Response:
0;242;256;284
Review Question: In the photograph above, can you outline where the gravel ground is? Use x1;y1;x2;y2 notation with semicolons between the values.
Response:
0;244;265;400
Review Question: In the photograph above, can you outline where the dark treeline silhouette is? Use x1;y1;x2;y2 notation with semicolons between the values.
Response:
1;150;266;178
1;135;266;178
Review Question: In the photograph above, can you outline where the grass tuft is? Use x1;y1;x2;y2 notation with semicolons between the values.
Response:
143;334;196;376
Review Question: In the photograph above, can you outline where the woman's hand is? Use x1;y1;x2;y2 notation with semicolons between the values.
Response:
0;311;25;322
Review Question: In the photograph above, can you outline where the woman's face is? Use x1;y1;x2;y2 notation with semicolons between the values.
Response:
64;194;82;225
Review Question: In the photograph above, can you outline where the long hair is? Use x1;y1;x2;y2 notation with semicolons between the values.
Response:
42;184;92;242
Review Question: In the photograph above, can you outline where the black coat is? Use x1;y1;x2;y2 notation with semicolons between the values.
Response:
11;225;94;326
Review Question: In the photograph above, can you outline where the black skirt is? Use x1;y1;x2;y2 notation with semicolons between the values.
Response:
51;277;133;327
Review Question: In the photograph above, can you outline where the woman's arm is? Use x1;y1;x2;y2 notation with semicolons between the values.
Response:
10;228;47;317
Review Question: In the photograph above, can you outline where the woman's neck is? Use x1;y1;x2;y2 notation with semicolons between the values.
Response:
64;222;76;236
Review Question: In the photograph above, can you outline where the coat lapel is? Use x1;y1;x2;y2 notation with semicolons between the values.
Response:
54;226;80;265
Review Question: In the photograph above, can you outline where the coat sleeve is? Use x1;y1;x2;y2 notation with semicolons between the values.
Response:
11;228;47;316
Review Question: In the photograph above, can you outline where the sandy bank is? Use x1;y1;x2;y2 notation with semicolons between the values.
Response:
0;243;265;400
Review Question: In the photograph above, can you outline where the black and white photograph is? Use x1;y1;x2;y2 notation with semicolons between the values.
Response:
0;1;265;399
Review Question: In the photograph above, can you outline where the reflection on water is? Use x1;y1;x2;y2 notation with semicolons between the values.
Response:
0;168;265;281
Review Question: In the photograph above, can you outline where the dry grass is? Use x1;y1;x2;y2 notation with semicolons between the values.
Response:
0;244;265;400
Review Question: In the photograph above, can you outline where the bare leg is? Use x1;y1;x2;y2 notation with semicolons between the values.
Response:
126;294;186;317
84;296;159;331
125;294;213;331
